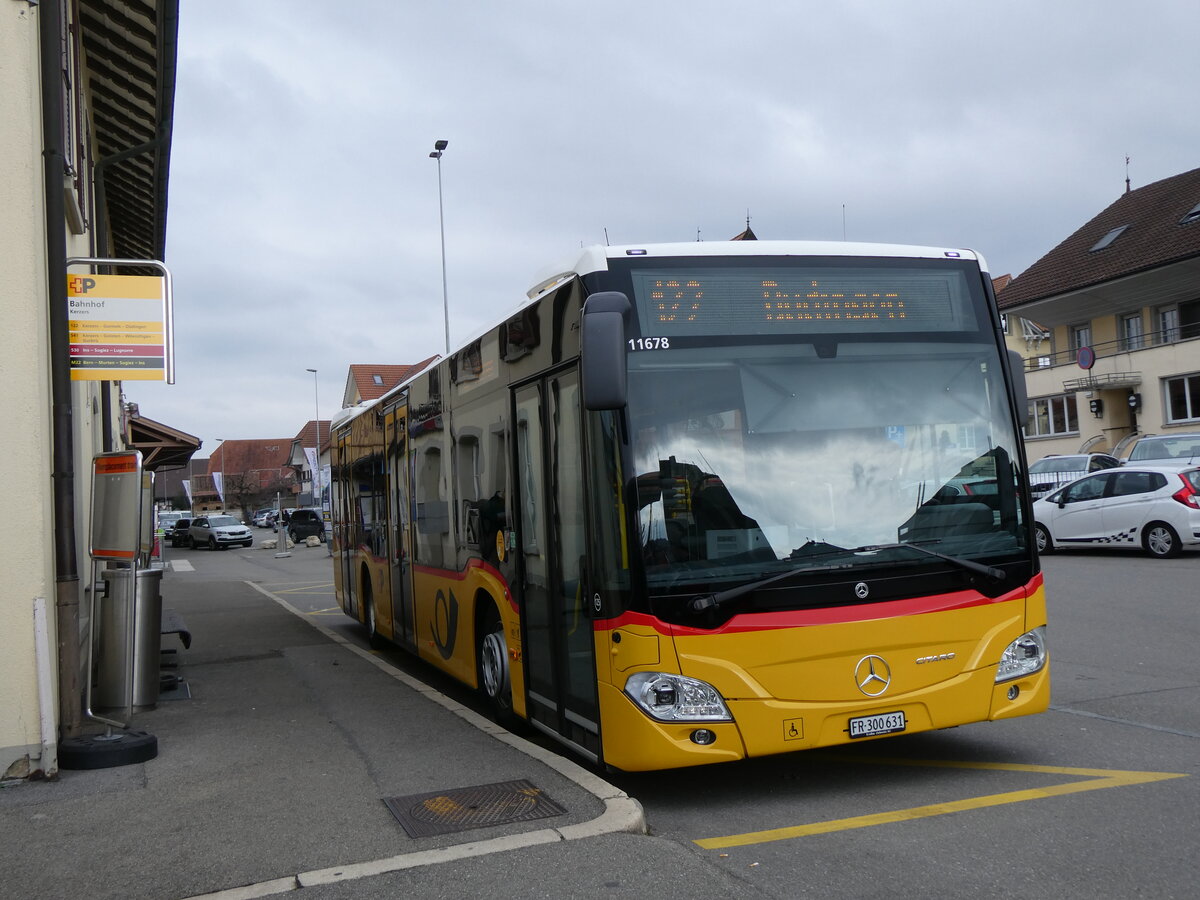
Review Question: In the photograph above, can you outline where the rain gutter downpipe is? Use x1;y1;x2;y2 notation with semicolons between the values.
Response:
41;0;83;741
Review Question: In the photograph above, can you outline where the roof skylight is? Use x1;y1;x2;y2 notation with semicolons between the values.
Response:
1180;202;1200;225
1089;225;1129;252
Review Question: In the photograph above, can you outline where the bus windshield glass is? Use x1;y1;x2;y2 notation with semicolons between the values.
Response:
618;257;1026;600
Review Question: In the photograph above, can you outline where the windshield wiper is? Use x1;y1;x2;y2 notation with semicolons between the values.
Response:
688;562;835;613
850;542;1005;581
687;540;1003;615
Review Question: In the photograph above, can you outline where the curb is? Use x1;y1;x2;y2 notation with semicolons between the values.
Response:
178;581;646;899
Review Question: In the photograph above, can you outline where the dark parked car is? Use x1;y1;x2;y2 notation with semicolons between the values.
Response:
167;517;193;547
286;508;326;543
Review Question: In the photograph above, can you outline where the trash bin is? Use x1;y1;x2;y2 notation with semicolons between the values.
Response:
95;567;164;710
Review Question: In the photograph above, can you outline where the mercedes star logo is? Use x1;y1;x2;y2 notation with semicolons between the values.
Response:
854;655;892;696
854;582;869;599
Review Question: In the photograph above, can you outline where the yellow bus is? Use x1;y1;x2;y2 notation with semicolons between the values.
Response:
330;241;1049;772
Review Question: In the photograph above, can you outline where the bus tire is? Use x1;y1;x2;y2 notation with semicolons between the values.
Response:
477;600;515;726
1143;521;1181;559
361;570;385;649
1034;523;1053;555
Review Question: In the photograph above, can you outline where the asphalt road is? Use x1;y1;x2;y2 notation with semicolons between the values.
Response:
162;538;1199;898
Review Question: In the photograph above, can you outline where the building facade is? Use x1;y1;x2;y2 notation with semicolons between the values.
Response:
1;1;180;778
1000;167;1200;462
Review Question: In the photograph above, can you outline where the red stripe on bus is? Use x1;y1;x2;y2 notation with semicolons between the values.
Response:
595;574;1041;636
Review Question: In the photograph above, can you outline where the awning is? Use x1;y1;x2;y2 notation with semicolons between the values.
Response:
125;412;200;471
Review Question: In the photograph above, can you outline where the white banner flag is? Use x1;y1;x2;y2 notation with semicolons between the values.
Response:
213;471;224;502
182;479;192;502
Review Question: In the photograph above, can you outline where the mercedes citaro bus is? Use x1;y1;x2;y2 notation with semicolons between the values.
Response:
330;241;1048;771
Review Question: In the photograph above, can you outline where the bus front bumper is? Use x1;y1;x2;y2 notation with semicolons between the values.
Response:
597;662;1049;773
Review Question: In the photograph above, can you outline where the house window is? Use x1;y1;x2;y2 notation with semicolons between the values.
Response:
1165;373;1200;423
1180;298;1200;340
1120;313;1144;351
1157;306;1180;344
1025;394;1079;438
1070;324;1091;351
1090;225;1129;252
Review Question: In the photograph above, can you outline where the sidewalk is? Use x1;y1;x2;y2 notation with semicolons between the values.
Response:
0;564;673;900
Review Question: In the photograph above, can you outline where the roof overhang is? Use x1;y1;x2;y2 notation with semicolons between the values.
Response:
1004;255;1200;328
125;413;200;471
79;0;179;262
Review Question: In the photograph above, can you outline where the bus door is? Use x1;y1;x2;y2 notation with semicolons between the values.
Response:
333;431;359;620
514;370;601;760
385;406;416;650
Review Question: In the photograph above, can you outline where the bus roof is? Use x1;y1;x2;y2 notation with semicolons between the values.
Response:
527;240;988;300
336;240;991;435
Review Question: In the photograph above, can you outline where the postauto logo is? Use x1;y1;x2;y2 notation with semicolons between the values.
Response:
69;276;98;294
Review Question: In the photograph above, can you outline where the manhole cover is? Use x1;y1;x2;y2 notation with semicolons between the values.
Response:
383;779;566;838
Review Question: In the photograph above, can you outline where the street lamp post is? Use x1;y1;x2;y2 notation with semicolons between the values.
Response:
429;139;450;354
306;368;321;512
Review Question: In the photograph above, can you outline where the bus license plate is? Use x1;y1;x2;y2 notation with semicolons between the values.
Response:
848;710;906;738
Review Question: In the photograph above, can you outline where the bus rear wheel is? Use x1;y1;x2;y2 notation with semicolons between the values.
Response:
477;603;515;725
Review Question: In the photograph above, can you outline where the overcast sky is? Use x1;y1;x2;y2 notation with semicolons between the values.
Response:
129;0;1200;458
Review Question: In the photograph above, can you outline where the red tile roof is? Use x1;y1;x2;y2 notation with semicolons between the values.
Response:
292;420;331;452
208;439;293;484
344;358;438;405
998;167;1200;309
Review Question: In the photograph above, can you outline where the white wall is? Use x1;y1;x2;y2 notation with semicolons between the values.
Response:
0;3;58;778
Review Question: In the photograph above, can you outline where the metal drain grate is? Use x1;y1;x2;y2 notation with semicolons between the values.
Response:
383;779;566;838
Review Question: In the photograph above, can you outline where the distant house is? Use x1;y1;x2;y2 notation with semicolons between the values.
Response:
342;359;437;408
998;166;1200;460
287;420;331;509
198;439;296;517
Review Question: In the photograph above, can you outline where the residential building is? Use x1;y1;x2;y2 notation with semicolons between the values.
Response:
2;1;186;779
200;440;296;520
341;360;437;408
999;167;1200;461
287;420;331;509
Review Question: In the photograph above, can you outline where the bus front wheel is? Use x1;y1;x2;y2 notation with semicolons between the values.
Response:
477;603;515;725
361;573;385;649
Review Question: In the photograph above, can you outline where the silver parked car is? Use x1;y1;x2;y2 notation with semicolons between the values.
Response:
1027;453;1121;499
1123;433;1200;469
188;514;253;550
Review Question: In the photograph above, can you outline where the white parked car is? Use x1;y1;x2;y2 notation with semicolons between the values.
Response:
1033;465;1200;558
188;514;254;550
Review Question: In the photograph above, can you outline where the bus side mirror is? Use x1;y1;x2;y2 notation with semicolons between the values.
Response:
581;291;630;410
1009;350;1029;427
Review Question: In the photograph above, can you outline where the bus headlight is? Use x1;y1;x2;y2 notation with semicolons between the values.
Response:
624;672;733;722
995;627;1047;683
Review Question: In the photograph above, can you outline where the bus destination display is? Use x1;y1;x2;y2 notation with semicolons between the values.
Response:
630;268;975;336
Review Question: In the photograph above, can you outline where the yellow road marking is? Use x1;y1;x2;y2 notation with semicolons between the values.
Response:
694;758;1187;849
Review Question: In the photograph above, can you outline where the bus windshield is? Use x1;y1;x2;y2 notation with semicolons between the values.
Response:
618;258;1026;602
